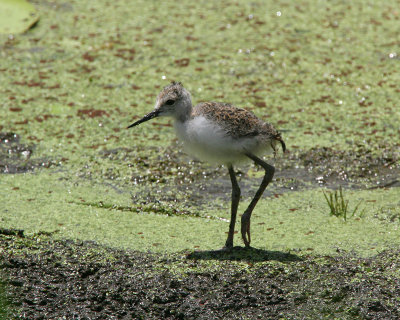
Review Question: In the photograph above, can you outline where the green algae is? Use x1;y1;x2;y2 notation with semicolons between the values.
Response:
0;0;400;259
1;171;399;256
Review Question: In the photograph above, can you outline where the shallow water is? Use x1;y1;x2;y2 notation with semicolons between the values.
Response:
1;0;399;255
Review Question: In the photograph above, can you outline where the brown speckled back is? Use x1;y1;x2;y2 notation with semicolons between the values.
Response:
193;102;285;152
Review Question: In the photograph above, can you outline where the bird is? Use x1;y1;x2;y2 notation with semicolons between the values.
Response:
128;81;285;248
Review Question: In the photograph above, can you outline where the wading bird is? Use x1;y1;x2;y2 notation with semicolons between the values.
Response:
128;82;285;248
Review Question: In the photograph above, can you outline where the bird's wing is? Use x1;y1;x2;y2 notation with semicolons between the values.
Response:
193;102;277;140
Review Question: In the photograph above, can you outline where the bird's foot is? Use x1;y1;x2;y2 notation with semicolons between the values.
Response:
220;245;234;252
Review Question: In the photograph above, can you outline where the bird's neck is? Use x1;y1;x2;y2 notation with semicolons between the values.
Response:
175;92;193;123
175;104;192;122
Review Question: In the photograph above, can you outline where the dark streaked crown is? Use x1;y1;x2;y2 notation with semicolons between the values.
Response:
158;81;184;101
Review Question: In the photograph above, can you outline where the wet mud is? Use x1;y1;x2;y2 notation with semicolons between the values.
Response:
0;132;58;174
99;143;400;208
294;146;400;189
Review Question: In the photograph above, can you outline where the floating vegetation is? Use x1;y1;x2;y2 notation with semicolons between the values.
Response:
71;200;230;220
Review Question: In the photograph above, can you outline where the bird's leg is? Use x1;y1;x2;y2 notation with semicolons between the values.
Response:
225;165;241;248
241;153;275;247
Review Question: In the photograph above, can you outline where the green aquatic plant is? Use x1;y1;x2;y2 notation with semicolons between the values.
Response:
323;187;363;221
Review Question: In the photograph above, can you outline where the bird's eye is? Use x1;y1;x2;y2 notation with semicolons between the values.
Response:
165;100;175;105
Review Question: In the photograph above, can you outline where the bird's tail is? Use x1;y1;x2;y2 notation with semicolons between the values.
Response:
273;132;286;153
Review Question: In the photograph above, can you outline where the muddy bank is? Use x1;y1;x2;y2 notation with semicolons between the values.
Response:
1;232;399;319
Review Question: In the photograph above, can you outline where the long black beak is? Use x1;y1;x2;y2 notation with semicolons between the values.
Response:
127;110;159;128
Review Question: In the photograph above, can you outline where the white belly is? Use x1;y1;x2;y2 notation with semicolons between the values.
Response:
174;116;270;165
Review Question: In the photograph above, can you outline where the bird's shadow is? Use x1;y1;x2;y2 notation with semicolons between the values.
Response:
186;246;302;263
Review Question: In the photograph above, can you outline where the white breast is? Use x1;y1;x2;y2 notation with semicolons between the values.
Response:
174;116;269;165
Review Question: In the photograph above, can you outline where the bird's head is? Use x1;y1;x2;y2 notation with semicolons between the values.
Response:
127;81;192;128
